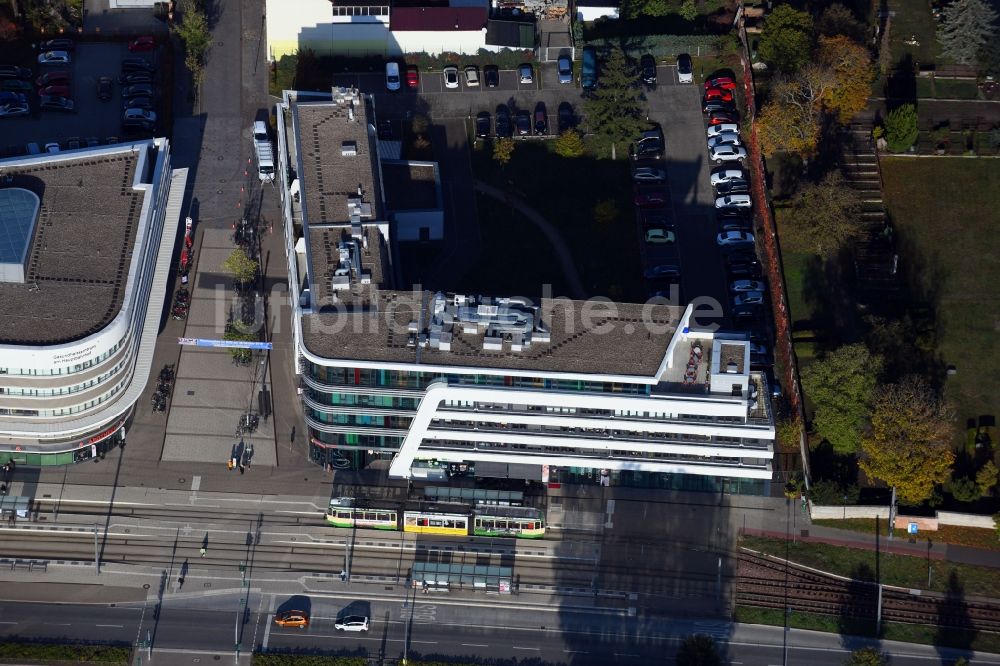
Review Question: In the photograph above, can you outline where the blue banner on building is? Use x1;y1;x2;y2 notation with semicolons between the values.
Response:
177;337;273;350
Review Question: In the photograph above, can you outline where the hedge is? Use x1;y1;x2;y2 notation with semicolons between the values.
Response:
0;641;131;664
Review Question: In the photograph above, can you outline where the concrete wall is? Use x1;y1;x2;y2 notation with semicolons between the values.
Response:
109;0;157;7
811;503;996;530
393;30;487;56
809;504;886;520
937;511;996;529
394;210;443;241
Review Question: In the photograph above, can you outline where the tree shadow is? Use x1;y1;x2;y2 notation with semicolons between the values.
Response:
809;440;860;489
886;54;917;111
935;570;976;660
838;562;879;642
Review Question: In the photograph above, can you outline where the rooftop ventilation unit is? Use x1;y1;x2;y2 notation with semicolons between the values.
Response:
341;141;357;156
726;361;739;374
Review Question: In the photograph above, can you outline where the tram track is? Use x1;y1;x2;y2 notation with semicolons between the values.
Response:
736;551;1000;634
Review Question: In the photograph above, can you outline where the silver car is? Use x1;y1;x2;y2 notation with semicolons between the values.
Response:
710;144;747;164
715;194;752;209
707;132;742;149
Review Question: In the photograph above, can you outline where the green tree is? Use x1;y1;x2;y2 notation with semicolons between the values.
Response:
680;0;698;22
172;0;211;92
758;4;814;72
223;246;259;284
223;324;257;364
621;0;669;18
553;129;585;158
937;0;998;66
977;460;999;496
884;104;919;152
818;3;867;43
781;171;864;258
492;137;516;166
593;199;619;226
801;344;882;454
676;634;722;666
947;476;981;503
583;47;649;159
776;414;803;452
845;647;886;666
860;376;955;505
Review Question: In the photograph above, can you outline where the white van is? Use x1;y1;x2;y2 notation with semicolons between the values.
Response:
252;121;275;183
385;62;400;91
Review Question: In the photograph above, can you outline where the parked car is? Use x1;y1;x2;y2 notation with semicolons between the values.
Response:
84;136;99;147
39;84;71;98
463;65;479;87
0;92;28;105
274;610;309;628
385;61;401;91
726;250;760;267
119;72;153;87
633;188;668;208
557;56;572;84
38;51;71;65
648;276;682;301
97;76;113;101
705;76;737;90
122;83;154;98
633;167;666;183
123;107;156;123
642;212;674;229
715;178;750;196
38;95;74;112
515;109;530;136
44;142;60;153
710;167;745;185
475;111;490;138
128;36;156;52
518;63;533;84
377;119;392;140
495;105;512;137
66;137;80;150
716;194;752;209
0;104;29;118
707;132;741;149
717;230;755;246
706;123;740;138
703;99;735;114
1;79;32;92
676;53;693;83
122;96;154;110
484;65;499;88
727;260;763;279
707;110;739;125
36;71;70;88
40;38;75;52
406;65;419;89
534;103;547;135
334;616;369;632
122;117;154;131
731;279;766;293
442;66;459;89
639;53;657;85
645;264;681;279
582;45;597;90
121;58;156;73
704;87;734;103
710;144;747;164
645;227;675;244
0;65;32;79
734;291;765;307
557;102;574;133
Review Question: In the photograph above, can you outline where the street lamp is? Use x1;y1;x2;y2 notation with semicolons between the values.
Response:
843;494;848;520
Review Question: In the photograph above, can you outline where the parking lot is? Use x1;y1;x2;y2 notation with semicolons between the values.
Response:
337;58;764;338
1;41;162;154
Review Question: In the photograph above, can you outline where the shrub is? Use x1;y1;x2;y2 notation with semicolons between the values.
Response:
885;104;919;152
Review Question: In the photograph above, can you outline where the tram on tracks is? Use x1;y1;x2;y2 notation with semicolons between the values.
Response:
324;497;546;539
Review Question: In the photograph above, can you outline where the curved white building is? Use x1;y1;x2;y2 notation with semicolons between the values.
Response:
0;140;186;465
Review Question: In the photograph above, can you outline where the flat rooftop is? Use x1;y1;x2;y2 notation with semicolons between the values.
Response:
381;162;439;211
0;151;143;345
301;291;682;377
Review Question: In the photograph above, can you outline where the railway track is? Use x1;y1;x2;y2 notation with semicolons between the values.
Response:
737;551;1000;633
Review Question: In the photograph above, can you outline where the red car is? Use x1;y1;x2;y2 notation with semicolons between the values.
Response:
707;111;739;125
704;76;737;91
633;188;668;208
704;87;734;103
36;71;70;88
128;36;156;52
39;85;71;98
406;65;419;89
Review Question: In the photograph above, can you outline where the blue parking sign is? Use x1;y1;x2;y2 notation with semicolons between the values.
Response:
908;522;919;535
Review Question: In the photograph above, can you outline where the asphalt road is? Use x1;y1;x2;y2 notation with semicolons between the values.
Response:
0;596;994;666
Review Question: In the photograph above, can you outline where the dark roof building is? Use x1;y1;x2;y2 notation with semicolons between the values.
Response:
390;5;488;30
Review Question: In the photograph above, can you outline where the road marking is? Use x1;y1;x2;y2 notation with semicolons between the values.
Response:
0;621;17;624
615;653;640;658
44;622;71;626
190;475;201;491
564;650;589;654
96;624;123;628
262;614;273;650
513;646;540;651
462;643;488;647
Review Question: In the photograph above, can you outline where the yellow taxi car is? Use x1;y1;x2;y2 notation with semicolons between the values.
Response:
274;610;309;628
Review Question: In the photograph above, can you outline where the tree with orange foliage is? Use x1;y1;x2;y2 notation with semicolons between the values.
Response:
817;35;875;123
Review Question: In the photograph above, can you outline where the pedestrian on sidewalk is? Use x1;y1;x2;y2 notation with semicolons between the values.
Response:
200;547;206;557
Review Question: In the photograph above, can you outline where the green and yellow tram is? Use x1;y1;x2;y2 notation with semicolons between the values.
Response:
325;497;545;539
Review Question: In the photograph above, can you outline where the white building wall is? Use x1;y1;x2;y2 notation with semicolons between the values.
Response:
576;5;619;21
392;30;488;56
267;0;391;59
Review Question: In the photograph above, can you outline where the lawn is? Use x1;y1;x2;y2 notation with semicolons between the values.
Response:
470;139;643;301
453;193;573;298
880;158;1000;442
740;535;1000;597
734;606;1000;652
813;519;1000;551
933;78;980;100
887;0;943;67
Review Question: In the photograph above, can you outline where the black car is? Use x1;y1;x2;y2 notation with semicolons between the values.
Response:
642;211;675;229
122;83;154;99
119;72;153;86
475;111;490;139
557;102;575;133
647;276;682;303
714;178;751;196
123;96;154;111
0;65;32;80
97;76;113;101
640;54;656;84
515;109;530;136
533;102;547;135
704;99;736;114
377;119;392;140
39;38;75;52
121;58;156;74
38;95;75;112
495;105;512;138
728;262;763;279
484;65;499;88
718;215;752;233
